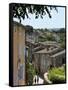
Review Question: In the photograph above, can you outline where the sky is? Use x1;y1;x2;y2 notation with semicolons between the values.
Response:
14;7;65;29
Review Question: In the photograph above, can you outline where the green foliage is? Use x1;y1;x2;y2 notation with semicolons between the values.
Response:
46;33;56;41
57;28;65;33
26;62;36;85
58;33;65;49
38;36;47;42
60;42;65;49
52;28;65;33
48;66;66;84
38;32;55;42
12;3;57;23
26;48;36;85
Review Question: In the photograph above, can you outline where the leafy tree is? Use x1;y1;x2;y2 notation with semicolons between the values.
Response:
46;33;56;41
38;32;56;42
38;35;47;42
12;3;58;22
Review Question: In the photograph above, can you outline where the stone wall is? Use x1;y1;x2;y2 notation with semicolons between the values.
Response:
34;53;51;74
13;22;26;86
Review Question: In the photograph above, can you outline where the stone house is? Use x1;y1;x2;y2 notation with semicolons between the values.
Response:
33;47;66;75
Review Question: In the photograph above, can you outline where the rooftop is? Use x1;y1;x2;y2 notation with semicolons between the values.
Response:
51;49;65;57
39;41;60;47
34;47;59;54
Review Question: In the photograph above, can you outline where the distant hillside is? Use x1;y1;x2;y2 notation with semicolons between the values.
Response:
50;28;65;33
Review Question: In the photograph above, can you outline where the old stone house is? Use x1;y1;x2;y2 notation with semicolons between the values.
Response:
33;46;65;75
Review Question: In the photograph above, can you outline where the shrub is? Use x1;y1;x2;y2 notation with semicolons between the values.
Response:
26;62;36;85
48;66;66;84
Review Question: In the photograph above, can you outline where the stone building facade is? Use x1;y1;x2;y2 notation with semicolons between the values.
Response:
33;47;65;75
13;22;26;86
